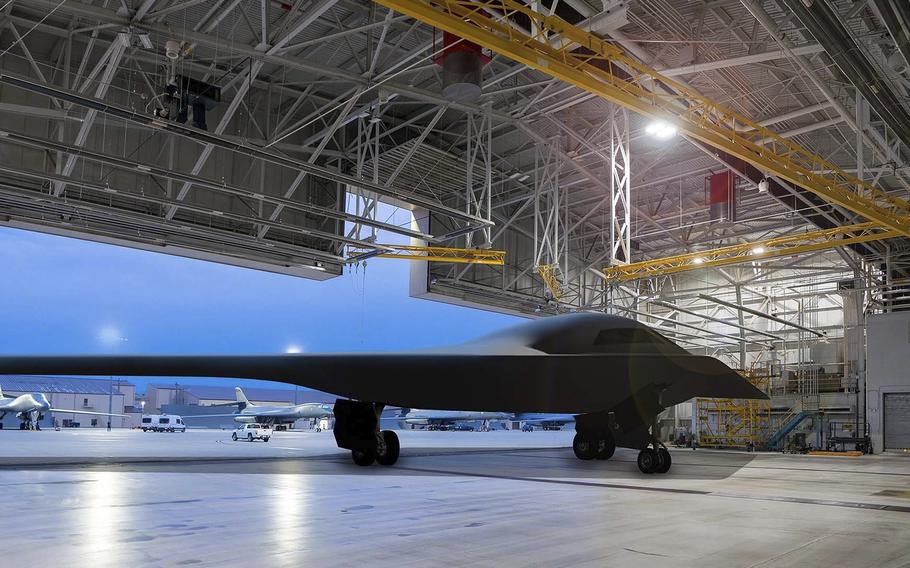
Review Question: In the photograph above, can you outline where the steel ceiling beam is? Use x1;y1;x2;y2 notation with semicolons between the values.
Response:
659;44;825;77
697;293;826;338
0;73;491;229
0;128;433;242
53;34;127;196
370;0;910;238
649;299;785;341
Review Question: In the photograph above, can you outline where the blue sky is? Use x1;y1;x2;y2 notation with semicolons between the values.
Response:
0;209;520;392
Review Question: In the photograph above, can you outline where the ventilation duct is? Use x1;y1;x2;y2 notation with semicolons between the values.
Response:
434;31;490;102
707;170;736;223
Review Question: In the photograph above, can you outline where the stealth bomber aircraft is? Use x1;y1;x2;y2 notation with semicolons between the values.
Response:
0;313;765;472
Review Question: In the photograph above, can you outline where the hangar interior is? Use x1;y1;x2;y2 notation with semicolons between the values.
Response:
1;0;910;456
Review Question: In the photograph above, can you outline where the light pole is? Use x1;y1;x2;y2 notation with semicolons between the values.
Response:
107;375;113;431
99;325;125;431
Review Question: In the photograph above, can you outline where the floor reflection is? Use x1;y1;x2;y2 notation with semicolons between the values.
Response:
80;471;125;563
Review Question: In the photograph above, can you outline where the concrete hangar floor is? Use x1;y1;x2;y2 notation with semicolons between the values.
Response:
2;429;909;568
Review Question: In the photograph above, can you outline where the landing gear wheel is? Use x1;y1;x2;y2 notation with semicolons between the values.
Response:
573;433;597;460
595;437;616;460
351;448;376;466
232;432;238;441
637;448;659;474
376;430;400;466
655;448;671;473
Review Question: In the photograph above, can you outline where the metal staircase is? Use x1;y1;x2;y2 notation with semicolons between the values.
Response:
766;406;813;450
766;367;822;450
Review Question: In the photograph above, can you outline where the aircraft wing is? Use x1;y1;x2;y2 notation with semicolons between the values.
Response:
181;413;240;419
250;408;298;416
0;352;765;414
516;414;576;423
48;408;127;417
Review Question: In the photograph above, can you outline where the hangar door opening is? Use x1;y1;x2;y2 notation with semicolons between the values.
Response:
883;393;910;450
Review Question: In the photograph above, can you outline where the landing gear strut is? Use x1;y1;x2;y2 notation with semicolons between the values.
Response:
333;399;400;467
17;411;40;431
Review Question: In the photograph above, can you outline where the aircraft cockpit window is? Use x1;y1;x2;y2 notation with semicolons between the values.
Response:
594;328;655;345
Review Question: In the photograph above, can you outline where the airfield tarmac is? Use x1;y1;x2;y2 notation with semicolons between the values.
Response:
1;429;909;567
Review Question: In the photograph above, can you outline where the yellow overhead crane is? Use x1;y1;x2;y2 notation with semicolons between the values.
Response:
370;0;910;278
347;244;506;265
602;221;903;281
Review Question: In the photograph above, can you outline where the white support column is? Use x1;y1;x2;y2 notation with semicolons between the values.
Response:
532;139;566;300
856;91;866;191
464;103;493;248
346;107;382;242
609;105;631;265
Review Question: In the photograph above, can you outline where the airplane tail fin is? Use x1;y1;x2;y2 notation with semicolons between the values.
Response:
235;387;253;408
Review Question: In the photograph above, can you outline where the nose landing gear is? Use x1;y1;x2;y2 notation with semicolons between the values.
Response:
637;418;671;474
636;446;671;474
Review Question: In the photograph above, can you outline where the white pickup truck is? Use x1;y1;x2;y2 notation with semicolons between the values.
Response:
231;423;272;442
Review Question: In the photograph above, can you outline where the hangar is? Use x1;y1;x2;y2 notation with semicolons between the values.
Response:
1;0;910;565
145;383;332;412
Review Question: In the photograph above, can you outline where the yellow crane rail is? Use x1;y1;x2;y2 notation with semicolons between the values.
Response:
372;0;910;240
601;221;902;281
347;244;506;265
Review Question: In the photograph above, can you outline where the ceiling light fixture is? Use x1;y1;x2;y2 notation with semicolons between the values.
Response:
645;120;676;140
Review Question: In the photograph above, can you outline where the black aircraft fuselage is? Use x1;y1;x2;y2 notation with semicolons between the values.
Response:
0;313;765;473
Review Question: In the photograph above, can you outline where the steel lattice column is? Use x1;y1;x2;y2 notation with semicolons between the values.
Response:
610;106;631;265
533;140;567;300
464;103;492;249
346;107;383;242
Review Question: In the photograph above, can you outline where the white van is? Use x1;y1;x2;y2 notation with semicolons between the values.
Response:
140;414;186;432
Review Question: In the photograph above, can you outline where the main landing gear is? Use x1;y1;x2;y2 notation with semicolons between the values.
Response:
351;430;400;466
17;412;40;430
572;431;616;460
572;410;673;473
333;399;400;467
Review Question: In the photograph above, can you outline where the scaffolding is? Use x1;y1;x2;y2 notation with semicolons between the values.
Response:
696;371;772;449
